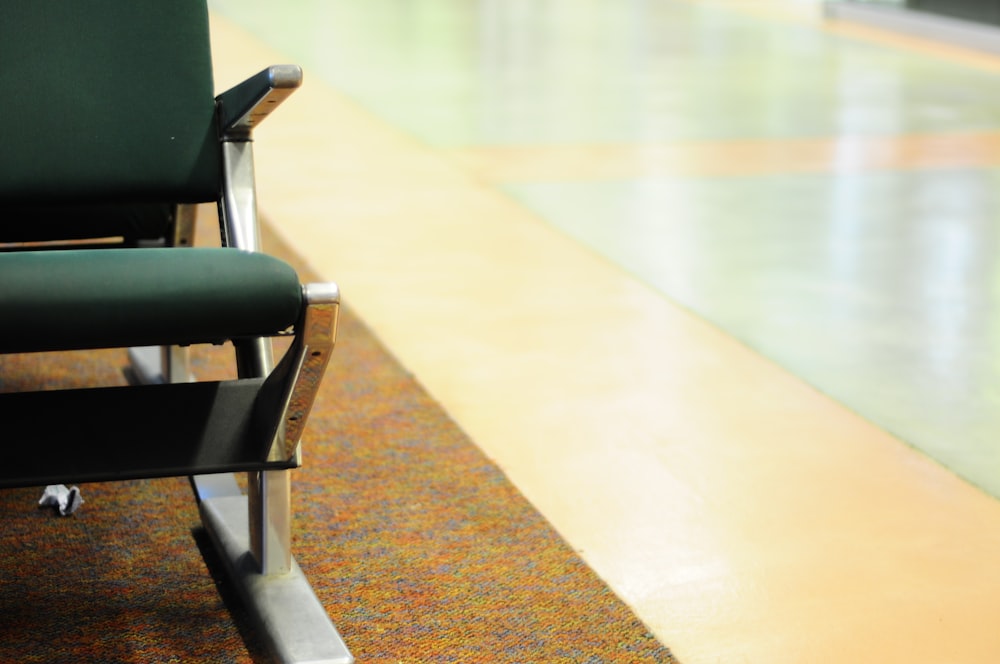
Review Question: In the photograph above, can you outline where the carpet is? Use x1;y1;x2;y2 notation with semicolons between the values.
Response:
0;223;677;663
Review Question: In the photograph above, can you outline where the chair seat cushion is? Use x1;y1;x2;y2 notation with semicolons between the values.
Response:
0;248;303;353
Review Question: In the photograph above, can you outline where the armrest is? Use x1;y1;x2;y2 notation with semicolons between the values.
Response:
216;65;303;139
257;282;340;461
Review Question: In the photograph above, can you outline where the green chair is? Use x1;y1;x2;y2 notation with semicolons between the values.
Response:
0;2;353;662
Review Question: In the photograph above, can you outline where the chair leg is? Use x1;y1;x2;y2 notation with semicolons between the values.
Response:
126;345;192;385
248;468;292;574
192;473;353;664
231;336;293;573
131;341;352;662
163;345;192;384
201;337;353;663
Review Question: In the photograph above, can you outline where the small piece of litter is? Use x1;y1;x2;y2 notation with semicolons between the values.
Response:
38;484;83;516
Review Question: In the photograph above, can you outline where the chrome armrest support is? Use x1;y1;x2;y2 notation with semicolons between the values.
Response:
215;66;301;253
216;65;303;140
264;282;340;462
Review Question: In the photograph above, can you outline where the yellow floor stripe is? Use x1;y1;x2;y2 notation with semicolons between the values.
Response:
447;132;1000;182
702;0;1000;74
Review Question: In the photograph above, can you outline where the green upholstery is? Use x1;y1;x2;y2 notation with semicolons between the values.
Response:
0;249;303;353
0;0;325;484
0;6;353;657
0;0;220;205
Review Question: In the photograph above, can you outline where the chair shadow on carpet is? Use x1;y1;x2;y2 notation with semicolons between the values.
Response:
0;480;267;663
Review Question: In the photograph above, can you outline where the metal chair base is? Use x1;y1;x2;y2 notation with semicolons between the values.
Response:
131;349;353;663
194;473;354;664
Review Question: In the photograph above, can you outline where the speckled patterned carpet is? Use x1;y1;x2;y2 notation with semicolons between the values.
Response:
0;224;676;663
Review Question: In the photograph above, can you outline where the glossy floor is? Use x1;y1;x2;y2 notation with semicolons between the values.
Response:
208;2;1000;661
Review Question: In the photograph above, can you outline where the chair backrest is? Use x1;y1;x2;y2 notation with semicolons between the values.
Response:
0;0;221;205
